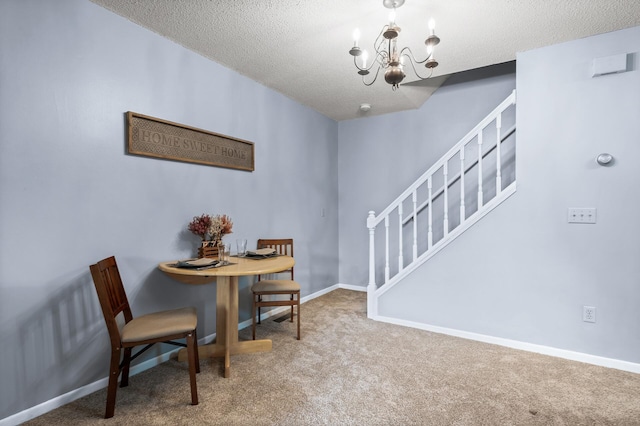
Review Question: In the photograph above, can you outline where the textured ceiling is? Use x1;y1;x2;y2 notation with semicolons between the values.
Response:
90;0;640;121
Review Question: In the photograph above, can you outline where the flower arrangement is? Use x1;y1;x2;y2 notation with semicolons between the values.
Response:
208;214;233;240
187;214;212;238
188;213;233;243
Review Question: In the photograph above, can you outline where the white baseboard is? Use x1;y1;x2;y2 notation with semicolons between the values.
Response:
236;283;365;330
0;347;183;426
374;314;640;374
0;284;354;426
335;283;367;292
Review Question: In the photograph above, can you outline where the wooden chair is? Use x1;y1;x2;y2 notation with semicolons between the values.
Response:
90;256;200;418
251;239;301;340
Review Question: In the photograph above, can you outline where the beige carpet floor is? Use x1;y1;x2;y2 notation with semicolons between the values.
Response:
25;289;640;425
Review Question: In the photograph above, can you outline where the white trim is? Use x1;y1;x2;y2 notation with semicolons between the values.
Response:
0;347;183;426
375;182;517;300
374;314;640;374
335;283;367;292
369;90;516;228
0;284;351;425
239;283;367;328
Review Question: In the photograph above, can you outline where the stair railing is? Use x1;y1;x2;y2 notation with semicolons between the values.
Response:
366;90;517;317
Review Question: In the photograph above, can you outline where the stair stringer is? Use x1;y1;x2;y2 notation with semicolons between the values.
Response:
369;182;516;314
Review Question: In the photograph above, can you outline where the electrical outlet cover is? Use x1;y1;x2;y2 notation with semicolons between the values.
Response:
583;306;596;323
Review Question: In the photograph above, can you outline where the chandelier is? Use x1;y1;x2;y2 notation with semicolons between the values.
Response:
348;0;441;90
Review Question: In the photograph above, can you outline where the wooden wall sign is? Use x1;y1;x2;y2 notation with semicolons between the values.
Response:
127;112;254;171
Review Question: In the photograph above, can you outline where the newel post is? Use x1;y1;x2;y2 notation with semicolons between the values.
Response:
367;210;378;318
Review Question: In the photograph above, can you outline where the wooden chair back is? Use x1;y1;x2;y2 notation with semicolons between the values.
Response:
257;238;294;279
252;238;300;340
90;256;132;347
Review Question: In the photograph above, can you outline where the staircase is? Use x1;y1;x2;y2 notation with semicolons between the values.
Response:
366;90;517;318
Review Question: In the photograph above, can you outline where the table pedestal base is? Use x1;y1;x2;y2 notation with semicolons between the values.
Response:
178;339;272;377
176;274;272;377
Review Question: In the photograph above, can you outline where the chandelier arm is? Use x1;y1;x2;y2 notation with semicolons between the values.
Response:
362;66;382;86
400;51;435;80
353;51;389;72
375;50;389;67
399;46;430;65
371;26;390;68
373;25;390;50
353;55;366;71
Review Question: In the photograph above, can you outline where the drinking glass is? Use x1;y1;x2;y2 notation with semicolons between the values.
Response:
218;244;227;263
236;239;247;257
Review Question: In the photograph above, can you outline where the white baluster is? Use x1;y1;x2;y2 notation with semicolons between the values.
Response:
367;211;377;318
384;215;390;283
459;148;466;223
478;130;484;208
443;162;449;237
412;190;418;261
496;113;502;194
427;176;433;249
398;204;403;271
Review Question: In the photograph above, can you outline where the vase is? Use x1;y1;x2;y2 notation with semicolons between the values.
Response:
199;241;218;259
198;237;223;259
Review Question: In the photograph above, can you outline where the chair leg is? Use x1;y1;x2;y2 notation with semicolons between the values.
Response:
194;329;200;374
252;294;257;340
296;294;301;340
120;347;131;388
186;331;198;406
104;349;121;419
290;294;294;322
257;295;262;324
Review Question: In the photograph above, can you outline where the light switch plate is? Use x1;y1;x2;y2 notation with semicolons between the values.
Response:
568;208;597;224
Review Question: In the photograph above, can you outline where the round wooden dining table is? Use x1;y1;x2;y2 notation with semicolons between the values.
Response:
158;255;295;378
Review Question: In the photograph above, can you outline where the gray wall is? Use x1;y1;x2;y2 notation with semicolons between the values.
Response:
0;0;338;419
2;0;639;420
344;26;640;364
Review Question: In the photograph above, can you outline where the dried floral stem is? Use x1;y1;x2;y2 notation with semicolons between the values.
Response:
188;213;233;241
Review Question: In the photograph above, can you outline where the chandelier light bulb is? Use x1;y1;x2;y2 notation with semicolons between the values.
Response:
353;28;360;47
428;18;436;35
389;9;396;25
